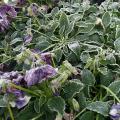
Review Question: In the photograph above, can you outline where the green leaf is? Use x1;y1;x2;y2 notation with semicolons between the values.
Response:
51;7;59;17
63;60;78;75
66;21;75;36
78;23;94;33
62;79;84;99
68;42;81;57
47;96;65;116
35;36;51;51
115;25;120;39
72;98;80;111
66;52;79;63
59;12;69;33
97;67;108;75
54;48;63;63
50;21;59;32
77;92;87;110
59;25;65;37
106;54;116;64
102;12;111;28
34;95;46;113
107;80;120;96
81;69;95;86
13;45;22;52
83;86;91;98
86;101;110;116
78;111;94;120
0;96;7;107
114;38;120;51
100;70;114;86
80;52;90;63
10;38;22;45
16;102;39;120
97;114;106;120
10;31;18;40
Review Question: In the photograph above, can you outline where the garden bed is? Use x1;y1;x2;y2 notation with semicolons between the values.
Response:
0;0;120;120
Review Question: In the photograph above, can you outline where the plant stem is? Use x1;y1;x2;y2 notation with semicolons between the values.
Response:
52;56;56;68
100;85;120;103
73;108;86;120
0;57;14;65
7;103;14;120
10;83;40;97
27;0;41;26
96;114;99;120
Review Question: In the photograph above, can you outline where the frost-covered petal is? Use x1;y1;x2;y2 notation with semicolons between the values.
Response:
25;67;43;86
41;52;53;65
12;75;24;85
109;104;120;120
24;34;33;43
25;65;57;86
41;65;57;78
0;5;17;18
27;3;39;16
0;4;17;31
15;96;31;109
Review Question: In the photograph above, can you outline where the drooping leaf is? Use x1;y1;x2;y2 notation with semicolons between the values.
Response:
16;102;39;120
34;95;46;113
10;38;23;45
86;101;110;116
81;69;95;86
102;11;111;28
115;25;120;39
47;96;65;116
100;70;114;86
77;92;87;110
114;38;120;51
0;96;7;107
62;79;84;99
107;80;120;96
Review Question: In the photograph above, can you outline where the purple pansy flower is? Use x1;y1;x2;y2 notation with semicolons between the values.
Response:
0;70;31;109
12;75;24;85
27;3;39;16
15;96;31;109
7;85;30;109
25;65;57;86
9;95;31;109
0;16;10;32
0;4;17;32
17;0;26;5
41;52;53;65
24;34;33;43
0;5;17;18
109;104;120;120
31;49;54;65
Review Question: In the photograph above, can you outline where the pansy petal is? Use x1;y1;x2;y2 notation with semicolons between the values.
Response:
15;96;31;109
